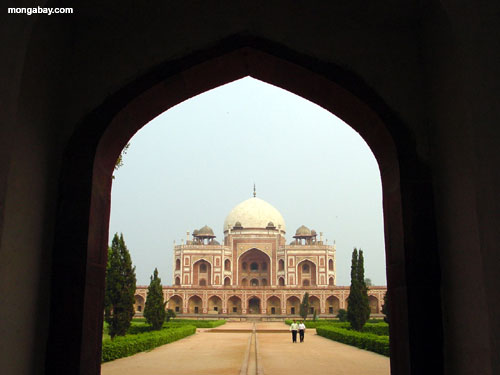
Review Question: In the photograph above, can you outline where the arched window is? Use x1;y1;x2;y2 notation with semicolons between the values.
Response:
329;277;334;286
242;262;247;270
250;278;259;286
279;277;285;286
175;277;180;285
224;277;231;286
175;259;180;270
261;262;267;271
199;279;206;286
250;262;259;271
224;259;231;271
200;263;207;273
278;259;284;271
303;279;310;286
302;264;310;272
261;278;267;286
329;259;334;271
241;278;248;286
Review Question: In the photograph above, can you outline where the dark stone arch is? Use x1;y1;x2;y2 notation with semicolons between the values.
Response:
45;42;441;374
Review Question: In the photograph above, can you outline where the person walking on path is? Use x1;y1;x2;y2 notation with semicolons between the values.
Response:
290;320;299;343
298;321;306;343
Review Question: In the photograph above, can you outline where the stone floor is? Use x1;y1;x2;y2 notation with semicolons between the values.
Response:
101;322;390;375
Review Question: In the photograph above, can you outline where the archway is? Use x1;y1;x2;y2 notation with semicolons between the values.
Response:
175;276;181;286
208;295;222;314
369;295;379;314
134;295;145;313
278;277;285;286
297;260;317;286
326;296;340;315
45;46;441;374
188;295;202;314
193;259;211;286
228;296;242;314
224;277;231;286
286;296;300;315
239;248;270;286
248;297;261;314
168;295;183;314
309;296;320;315
267;296;281;315
224;259;231;271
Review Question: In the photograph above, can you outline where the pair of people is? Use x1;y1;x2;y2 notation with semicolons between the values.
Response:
289;320;306;343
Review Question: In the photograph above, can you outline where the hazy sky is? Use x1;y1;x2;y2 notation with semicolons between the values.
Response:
109;77;386;287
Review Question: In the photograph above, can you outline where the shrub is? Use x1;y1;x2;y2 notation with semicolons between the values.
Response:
337;309;348;322
316;326;389;356
102;325;196;362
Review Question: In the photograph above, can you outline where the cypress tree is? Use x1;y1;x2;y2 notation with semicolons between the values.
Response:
347;248;370;331
144;268;167;330
104;233;137;338
299;292;310;320
382;291;390;323
358;250;371;322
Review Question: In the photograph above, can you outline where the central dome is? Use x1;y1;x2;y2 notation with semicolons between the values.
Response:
224;197;286;233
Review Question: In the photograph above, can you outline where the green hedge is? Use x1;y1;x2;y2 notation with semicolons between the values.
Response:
166;319;226;328
284;320;388;335
102;325;196;362
316;326;389;356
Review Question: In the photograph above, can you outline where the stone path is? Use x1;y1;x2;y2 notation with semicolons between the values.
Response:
101;322;390;375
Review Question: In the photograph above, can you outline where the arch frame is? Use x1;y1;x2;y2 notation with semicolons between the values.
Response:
44;40;442;375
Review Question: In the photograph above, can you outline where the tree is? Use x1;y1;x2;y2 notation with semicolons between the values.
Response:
112;143;130;179
104;233;137;338
299;292;310;320
358;250;371;322
166;309;176;322
364;278;373;286
336;309;348;322
144;268;167;330
381;291;389;323
347;248;371;331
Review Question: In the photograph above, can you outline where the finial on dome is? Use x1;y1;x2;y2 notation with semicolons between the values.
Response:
253;183;256;197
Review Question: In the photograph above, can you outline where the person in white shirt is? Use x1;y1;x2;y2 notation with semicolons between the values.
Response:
298;321;306;342
290;320;299;343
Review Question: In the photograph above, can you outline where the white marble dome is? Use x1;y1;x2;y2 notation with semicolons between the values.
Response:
224;197;286;233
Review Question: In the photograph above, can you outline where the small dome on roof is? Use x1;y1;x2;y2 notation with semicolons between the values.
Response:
295;225;311;236
192;229;199;236
233;221;243;228
198;225;215;236
266;221;275;228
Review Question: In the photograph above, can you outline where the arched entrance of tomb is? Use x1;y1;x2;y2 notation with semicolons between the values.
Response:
326;296;340;315
228;296;242;314
208;295;222;314
309;295;320;315
297;260;317;287
248;297;261;314
193;259;211;286
369;295;380;314
267;296;281;315
188;295;202;314
45;45;443;375
168;295;183;314
239;249;270;286
286;296;300;315
134;295;145;313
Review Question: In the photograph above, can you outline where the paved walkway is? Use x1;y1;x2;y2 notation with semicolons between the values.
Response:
101;322;390;375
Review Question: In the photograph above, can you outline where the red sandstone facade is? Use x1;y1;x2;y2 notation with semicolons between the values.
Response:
134;196;386;318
